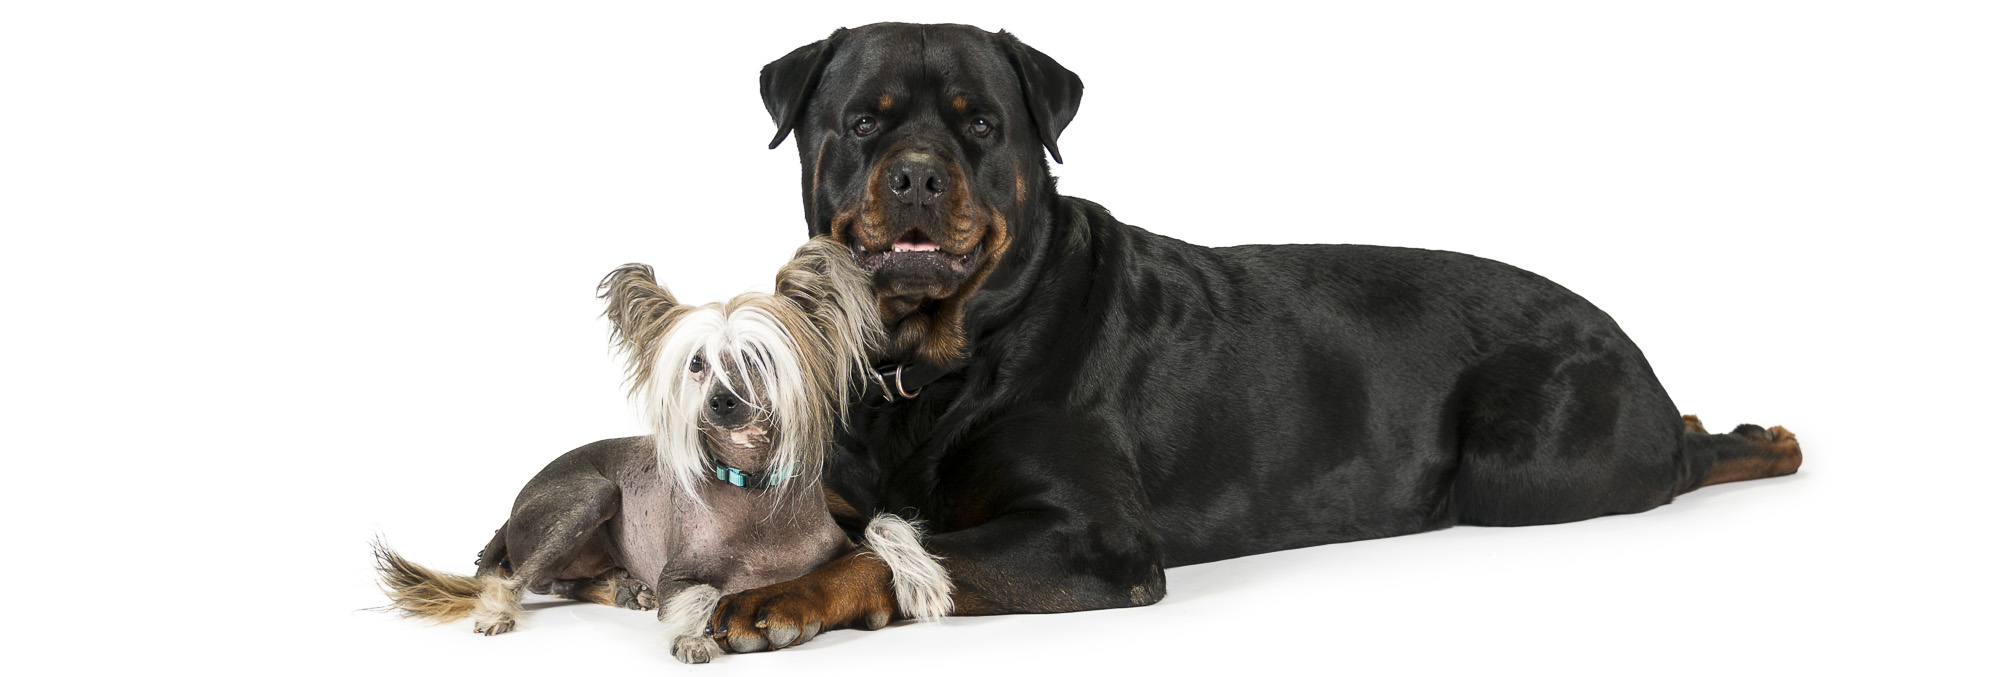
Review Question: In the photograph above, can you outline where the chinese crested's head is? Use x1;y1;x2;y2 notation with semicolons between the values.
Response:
598;238;881;504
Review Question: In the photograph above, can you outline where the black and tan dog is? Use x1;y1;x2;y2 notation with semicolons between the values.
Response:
373;239;950;663
698;22;1804;652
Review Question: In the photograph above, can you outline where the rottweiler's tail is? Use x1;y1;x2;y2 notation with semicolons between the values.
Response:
371;538;522;634
1675;415;1804;494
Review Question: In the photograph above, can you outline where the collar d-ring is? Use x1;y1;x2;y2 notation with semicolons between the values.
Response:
891;363;921;399
865;360;953;403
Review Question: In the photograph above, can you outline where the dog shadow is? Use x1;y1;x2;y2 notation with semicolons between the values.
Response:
520;598;587;611
1156;470;1808;603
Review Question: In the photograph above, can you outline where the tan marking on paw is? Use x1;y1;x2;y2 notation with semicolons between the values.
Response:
1698;424;1804;488
1682;415;1707;434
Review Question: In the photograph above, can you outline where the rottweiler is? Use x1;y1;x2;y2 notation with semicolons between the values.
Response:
702;22;1802;652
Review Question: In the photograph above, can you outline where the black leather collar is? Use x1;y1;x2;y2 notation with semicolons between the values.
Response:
864;360;955;402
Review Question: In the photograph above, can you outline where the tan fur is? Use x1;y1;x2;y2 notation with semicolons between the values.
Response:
825;486;863;522
920;208;1008;365
570;578;621;606
372;539;498;624
810;137;831;226
1696;425;1803;489
1682;414;1708;433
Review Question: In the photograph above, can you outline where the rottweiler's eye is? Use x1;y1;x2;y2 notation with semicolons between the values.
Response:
853;116;878;137
689;355;705;374
969;118;992;138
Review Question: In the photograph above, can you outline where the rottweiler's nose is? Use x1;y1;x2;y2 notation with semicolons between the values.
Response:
885;153;949;205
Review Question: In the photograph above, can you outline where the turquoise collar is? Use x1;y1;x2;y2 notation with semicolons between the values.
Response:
709;456;799;489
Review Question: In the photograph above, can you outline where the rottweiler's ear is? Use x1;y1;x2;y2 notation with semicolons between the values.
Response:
761;28;849;150
999;30;1084;164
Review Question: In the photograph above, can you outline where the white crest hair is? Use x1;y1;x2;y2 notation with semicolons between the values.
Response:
645;297;818;504
599;238;882;508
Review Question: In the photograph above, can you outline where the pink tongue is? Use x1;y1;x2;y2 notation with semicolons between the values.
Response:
892;241;940;252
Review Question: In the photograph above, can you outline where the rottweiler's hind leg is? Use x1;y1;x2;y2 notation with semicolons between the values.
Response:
1678;416;1804;493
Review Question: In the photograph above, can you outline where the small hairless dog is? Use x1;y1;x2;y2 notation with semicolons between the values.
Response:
374;238;949;663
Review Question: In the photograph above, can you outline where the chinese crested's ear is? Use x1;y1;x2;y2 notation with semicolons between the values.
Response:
600;263;717;501
597;264;696;399
775;237;885;399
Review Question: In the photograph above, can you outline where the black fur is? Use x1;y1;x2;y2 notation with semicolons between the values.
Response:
757;22;1760;618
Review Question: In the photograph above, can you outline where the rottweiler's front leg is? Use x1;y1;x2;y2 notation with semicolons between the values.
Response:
706;546;899;653
708;414;1166;651
705;512;946;652
706;510;1164;651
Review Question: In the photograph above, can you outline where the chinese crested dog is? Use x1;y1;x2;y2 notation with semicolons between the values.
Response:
373;238;950;663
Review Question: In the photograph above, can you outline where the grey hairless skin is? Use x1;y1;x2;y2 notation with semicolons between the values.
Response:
375;238;892;663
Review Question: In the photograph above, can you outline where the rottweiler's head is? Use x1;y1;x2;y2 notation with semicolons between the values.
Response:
761;23;1082;366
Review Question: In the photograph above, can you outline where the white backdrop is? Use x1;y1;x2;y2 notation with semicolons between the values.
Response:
3;2;1994;674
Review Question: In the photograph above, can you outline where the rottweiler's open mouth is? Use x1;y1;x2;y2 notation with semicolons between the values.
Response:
892;229;939;252
855;227;977;275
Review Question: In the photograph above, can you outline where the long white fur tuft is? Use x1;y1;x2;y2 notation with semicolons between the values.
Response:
659;584;724;640
864;513;953;622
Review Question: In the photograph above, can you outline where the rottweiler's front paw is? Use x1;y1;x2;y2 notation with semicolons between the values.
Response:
706;551;896;653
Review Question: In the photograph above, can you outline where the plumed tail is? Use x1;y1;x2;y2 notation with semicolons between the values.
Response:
372;538;507;624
